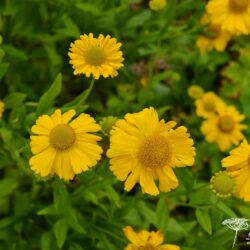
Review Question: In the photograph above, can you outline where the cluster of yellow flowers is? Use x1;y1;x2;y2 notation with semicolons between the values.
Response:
197;0;250;52
189;85;250;202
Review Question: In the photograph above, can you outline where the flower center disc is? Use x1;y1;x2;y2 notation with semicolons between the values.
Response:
138;135;170;169
218;115;235;133
212;172;235;196
85;46;105;66
229;0;249;13
50;124;76;150
203;101;215;112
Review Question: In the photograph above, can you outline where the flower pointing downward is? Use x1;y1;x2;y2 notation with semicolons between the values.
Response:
222;218;249;248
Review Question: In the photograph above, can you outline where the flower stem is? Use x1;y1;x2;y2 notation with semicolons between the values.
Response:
232;230;238;248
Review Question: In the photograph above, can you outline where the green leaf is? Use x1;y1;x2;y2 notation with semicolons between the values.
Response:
54;218;68;249
41;231;53;250
125;10;152;29
4;92;27;109
156;196;169;231
75;3;102;15
0;179;18;199
36;73;62;116
195;208;212;234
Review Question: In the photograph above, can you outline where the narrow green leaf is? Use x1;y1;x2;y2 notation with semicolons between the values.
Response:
36;73;62;116
195;208;212;234
54;218;68;249
0;179;18;199
4;92;27;109
156;196;169;231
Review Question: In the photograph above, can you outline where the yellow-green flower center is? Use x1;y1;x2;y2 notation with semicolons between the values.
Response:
203;100;215;112
85;46;106;66
218;115;235;133
210;171;235;197
138;135;170;169
138;245;155;250
229;0;249;13
50;124;76;150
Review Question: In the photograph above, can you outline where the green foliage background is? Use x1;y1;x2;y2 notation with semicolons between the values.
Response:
0;0;250;249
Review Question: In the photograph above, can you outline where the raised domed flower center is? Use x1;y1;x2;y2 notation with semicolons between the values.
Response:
50;124;76;150
210;171;235;197
138;135;170;169
203;100;215;112
229;0;249;13
218;115;235;133
138;245;155;250
85;46;105;65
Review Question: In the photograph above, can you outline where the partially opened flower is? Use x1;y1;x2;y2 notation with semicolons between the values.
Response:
206;0;250;35
30;109;103;180
69;33;124;79
222;140;250;201
188;85;204;99
149;0;167;11
0;101;4;118
195;91;224;118
123;226;180;250
201;103;246;151
107;107;195;196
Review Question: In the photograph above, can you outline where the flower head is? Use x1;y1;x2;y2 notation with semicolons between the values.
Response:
206;0;250;35
0;101;4;118
201;103;246;151
222;140;250;201
195;91;224;118
149;0;167;11
30;109;103;180
123;226;180;250
210;171;236;198
107;107;195;196
188;85;204;99
69;33;124;80
99;116;118;135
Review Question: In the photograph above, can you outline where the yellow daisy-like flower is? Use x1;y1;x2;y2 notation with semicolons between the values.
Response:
30;109;103;180
107;107;195;196
196;25;231;53
206;0;250;35
0;101;4;118
149;0;167;11
123;226;180;250
201;103;246;151
196;14;231;53
222;140;250;201
195;92;224;118
68;33;124;80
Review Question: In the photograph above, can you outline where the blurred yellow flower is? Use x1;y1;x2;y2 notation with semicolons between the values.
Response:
123;226;180;250
207;0;250;35
222;140;250;201
107;107;195;196
201;103;246;151
30;109;103;180
188;85;204;99
149;0;167;11
195;91;224;118
196;14;231;53
0;101;4;118
69;33;124;80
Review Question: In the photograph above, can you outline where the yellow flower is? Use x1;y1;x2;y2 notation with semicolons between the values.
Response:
188;85;204;99
69;33;124;80
123;226;180;250
201;103;246;151
30;109;103;180
196;14;231;53
206;0;250;35
107;107;195;196
149;0;167;11
195;92;224;118
222;140;250;201
210;171;236;198
0;101;4;118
